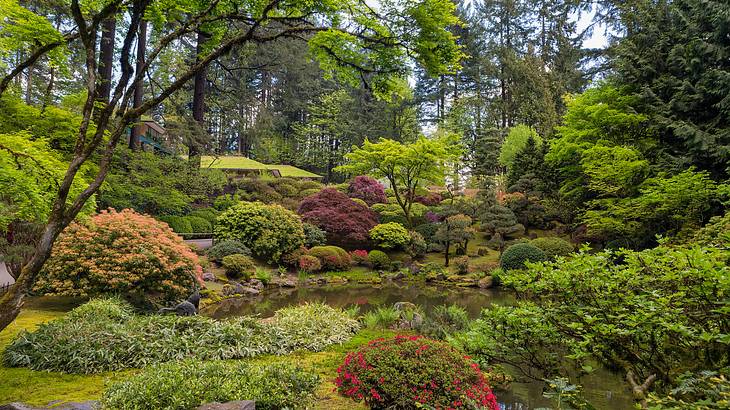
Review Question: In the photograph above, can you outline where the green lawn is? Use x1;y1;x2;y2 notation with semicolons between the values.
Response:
200;156;322;179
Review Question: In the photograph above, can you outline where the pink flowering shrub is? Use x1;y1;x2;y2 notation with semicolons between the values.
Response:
350;250;369;265
298;255;322;273
335;335;499;410
348;176;387;206
34;209;203;304
298;188;378;248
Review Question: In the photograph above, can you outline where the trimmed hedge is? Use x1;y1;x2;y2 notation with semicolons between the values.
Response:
158;215;192;234
500;243;547;271
102;360;319;410
187;216;212;233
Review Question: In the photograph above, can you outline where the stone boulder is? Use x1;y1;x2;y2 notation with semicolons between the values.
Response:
196;401;255;410
202;272;217;282
222;282;260;297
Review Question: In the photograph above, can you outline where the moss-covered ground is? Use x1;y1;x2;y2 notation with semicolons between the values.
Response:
0;306;395;409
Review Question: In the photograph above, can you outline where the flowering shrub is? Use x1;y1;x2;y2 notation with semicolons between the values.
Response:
335;335;499;409
368;250;390;269
298;255;322;273
215;201;305;262
298;188;378;248
34;209;202;304
308;246;352;271
369;222;410;250
350;249;369;265
348;175;387;206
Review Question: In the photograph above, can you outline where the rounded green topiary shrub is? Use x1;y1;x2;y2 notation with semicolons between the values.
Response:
368;250;390;269
188;208;219;224
530;237;574;260
102;360;320;410
222;254;256;280
158;215;192;234
207;239;251;263
500;243;547;271
308;246;352;271
335;335;499;409
215;201;305;262
369;222;410;250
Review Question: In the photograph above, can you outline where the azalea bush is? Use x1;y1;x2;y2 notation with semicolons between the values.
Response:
102;360;319;410
33;209;202;304
298;255;322;274
3;299;359;373
222;254;256;280
215;201;305;262
350;249;369;265
348;175;387;205
368;250;390;269
369;222;410;249
298;188;378;248
335;335;499;409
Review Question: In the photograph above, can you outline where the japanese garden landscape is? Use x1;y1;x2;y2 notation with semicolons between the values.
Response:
0;0;728;409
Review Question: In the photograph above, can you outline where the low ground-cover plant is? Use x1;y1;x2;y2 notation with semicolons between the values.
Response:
3;299;359;373
335;335;499;409
102;360;319;410
215;201;305;262
499;243;547;271
33;209;202;305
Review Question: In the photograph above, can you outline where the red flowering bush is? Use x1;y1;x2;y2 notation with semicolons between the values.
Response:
308;246;352;271
298;188;378;248
350;250;369;265
335;335;499;410
298;255;322;273
34;209;203;304
348;176;387;206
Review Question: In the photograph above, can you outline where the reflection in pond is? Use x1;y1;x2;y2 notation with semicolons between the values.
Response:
204;282;514;319
204;282;634;409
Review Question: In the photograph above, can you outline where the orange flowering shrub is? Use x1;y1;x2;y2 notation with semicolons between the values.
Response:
34;209;203;304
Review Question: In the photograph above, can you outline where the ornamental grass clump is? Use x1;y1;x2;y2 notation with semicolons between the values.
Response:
102;360;319;410
33;209;202;305
335;335;499;409
3;299;359;373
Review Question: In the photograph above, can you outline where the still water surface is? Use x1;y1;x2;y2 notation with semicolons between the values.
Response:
204;282;634;409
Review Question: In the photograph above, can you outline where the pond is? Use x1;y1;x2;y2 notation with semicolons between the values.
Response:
204;282;635;409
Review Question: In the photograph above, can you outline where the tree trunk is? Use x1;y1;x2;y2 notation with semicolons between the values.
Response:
96;17;116;110
0;221;62;331
130;19;147;150
444;241;450;267
190;30;210;166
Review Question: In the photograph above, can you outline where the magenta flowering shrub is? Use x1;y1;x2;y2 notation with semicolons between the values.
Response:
335;335;499;410
348;176;387;206
298;188;378;248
